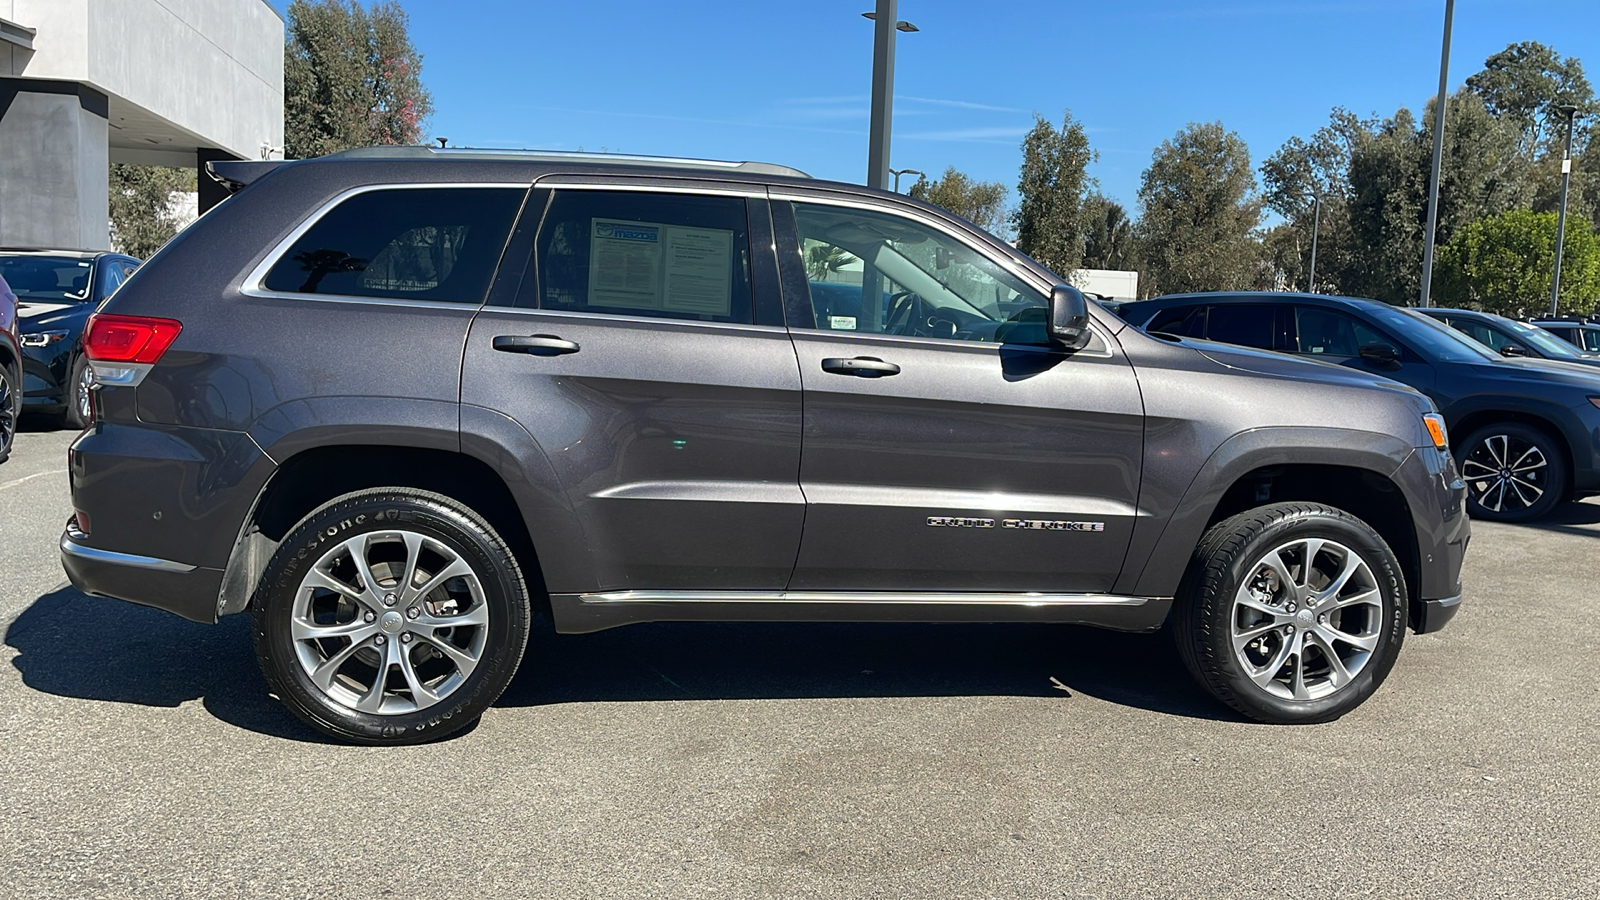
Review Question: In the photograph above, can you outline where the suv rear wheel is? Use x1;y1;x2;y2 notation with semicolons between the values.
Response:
252;488;531;744
1455;422;1565;522
1174;503;1406;724
0;362;17;464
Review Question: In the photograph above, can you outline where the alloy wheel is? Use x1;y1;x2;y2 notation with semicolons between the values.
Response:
291;529;489;715
75;360;95;424
0;368;15;457
1231;538;1383;702
1461;432;1548;514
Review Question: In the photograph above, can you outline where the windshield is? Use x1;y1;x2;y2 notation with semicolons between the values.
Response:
0;256;95;302
1366;305;1499;363
1499;318;1589;358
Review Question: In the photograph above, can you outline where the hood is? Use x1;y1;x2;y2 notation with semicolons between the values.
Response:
1474;355;1600;391
1186;339;1422;396
15;300;90;331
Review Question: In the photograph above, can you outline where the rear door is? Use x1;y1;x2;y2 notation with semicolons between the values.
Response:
773;194;1143;593
461;181;804;593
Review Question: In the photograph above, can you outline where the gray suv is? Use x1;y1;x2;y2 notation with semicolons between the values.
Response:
60;148;1468;743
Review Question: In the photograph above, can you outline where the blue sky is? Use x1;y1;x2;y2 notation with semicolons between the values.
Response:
272;0;1599;214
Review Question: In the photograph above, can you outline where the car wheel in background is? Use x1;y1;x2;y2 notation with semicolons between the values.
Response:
0;363;17;464
252;488;532;744
61;354;93;429
1455;422;1565;522
1174;503;1407;724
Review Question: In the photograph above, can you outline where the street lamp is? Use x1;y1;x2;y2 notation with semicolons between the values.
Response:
889;167;924;192
1550;103;1582;317
862;2;918;190
1419;0;1454;308
1307;193;1321;293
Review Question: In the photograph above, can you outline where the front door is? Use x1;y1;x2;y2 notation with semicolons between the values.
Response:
774;196;1144;593
461;185;804;593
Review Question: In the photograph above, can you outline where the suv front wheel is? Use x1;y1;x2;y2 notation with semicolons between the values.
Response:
252;488;531;744
1174;503;1406;724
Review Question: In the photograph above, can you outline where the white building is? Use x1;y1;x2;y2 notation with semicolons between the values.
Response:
0;0;284;249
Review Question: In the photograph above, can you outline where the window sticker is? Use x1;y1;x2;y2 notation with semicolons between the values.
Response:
588;218;733;316
829;315;857;330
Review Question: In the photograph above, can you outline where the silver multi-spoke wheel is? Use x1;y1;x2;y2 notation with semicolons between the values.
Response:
1230;537;1383;702
1461;432;1547;514
0;366;15;459
75;359;95;424
291;529;489;715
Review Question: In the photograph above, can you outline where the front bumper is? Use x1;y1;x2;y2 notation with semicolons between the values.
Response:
60;519;224;623
1394;446;1470;634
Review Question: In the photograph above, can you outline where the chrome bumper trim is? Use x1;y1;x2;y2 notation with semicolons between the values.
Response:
60;534;197;574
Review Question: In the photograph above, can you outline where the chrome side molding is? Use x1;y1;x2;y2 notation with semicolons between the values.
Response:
60;535;197;574
551;589;1172;634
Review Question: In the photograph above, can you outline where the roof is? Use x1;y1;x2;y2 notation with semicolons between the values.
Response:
0;248;108;259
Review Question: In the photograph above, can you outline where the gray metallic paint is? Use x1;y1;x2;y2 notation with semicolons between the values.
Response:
61;154;1468;639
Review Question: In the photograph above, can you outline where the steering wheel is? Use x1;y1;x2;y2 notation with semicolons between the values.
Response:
884;290;927;336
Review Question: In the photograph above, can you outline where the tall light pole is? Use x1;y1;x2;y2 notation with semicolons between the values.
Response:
863;3;918;190
1308;193;1322;293
1419;0;1454;308
1550;104;1582;317
890;167;924;192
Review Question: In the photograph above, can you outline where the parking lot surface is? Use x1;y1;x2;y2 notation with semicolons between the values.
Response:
2;423;1597;899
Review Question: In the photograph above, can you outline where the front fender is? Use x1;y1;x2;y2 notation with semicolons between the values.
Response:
1119;426;1415;599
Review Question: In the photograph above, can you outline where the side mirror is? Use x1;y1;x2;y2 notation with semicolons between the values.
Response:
1358;342;1401;367
1499;344;1527;358
1048;284;1090;349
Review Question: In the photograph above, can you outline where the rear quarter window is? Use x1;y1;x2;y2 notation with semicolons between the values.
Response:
261;187;526;303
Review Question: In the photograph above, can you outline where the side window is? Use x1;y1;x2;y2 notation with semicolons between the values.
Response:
1291;307;1386;357
98;260;127;298
790;201;1049;344
261;187;525;303
1445;318;1512;353
1146;305;1205;338
1205;305;1278;351
531;190;753;324
1582;328;1600;352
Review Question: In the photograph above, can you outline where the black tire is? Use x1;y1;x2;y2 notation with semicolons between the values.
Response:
1173;503;1407;724
60;354;91;430
252;488;531;744
1454;422;1566;522
0;362;17;465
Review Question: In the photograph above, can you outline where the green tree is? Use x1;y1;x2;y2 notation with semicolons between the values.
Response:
1134;122;1263;295
284;0;434;159
1435;208;1600;315
1342;92;1528;303
908;166;1009;234
1079;192;1136;271
1260;109;1371;292
1013;110;1096;277
108;164;198;259
1465;41;1595;157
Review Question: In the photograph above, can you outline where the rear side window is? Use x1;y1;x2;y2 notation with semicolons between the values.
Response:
1204;305;1277;350
530;190;753;324
261;187;525;303
1146;305;1205;337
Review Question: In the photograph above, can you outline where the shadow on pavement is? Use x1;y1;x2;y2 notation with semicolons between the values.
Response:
7;587;1239;738
1502;499;1600;539
5;586;330;742
499;617;1238;722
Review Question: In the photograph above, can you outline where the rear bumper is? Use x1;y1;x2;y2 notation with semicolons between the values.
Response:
60;521;223;623
1412;593;1461;635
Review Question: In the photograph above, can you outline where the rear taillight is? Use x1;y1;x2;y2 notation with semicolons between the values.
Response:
82;314;183;364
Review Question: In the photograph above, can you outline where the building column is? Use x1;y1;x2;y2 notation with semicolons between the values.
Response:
0;78;110;250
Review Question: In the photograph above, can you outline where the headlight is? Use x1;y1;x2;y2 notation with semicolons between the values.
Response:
1422;413;1449;450
20;329;69;347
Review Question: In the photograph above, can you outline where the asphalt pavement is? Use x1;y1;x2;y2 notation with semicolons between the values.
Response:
2;422;1597;899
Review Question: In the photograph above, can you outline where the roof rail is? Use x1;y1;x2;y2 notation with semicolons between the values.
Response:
326;145;812;178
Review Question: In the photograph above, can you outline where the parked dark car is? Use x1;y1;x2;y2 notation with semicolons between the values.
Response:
62;149;1467;742
1;249;141;428
1529;317;1600;353
1416;308;1600;366
0;267;18;464
1118;292;1600;523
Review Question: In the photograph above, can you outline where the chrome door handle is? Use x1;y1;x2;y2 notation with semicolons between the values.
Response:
492;334;580;356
